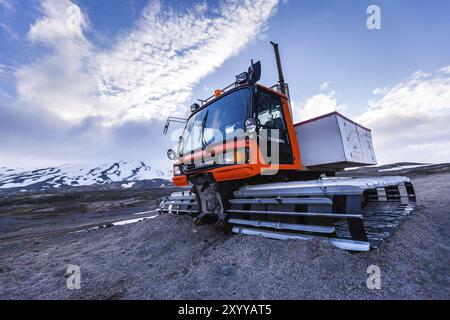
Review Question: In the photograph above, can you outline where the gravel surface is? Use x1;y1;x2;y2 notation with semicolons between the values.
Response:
0;173;449;299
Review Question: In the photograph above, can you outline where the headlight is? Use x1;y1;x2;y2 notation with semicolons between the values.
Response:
236;149;246;164
173;165;181;175
223;152;234;164
245;117;257;133
190;103;200;112
223;149;246;164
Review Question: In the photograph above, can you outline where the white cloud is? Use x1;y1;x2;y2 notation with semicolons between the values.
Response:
372;87;388;95
291;91;345;123
16;0;96;122
439;65;450;74
28;0;88;43
0;0;12;11
16;0;279;125
291;68;450;164
357;67;450;164
0;21;19;40
0;64;13;100
93;0;278;123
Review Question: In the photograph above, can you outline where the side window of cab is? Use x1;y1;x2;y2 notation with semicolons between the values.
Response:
257;90;289;143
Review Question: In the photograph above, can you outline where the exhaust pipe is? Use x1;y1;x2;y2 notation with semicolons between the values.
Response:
270;41;286;95
270;41;292;118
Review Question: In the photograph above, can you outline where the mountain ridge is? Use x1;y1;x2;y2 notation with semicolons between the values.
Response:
0;161;172;191
2;161;447;192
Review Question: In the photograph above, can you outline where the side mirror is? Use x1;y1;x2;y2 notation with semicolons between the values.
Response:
167;149;176;160
248;60;261;85
245;117;258;133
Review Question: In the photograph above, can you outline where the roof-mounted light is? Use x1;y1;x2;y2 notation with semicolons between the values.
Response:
235;71;249;85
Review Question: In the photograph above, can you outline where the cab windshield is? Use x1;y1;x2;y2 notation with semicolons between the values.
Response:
180;87;252;156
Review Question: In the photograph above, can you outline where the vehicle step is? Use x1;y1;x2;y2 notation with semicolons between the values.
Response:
227;209;362;219
228;218;335;233
229;197;332;206
165;195;197;201
161;201;198;206
160;209;199;214
232;227;370;252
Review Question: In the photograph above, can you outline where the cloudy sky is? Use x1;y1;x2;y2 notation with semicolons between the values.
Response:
0;0;449;169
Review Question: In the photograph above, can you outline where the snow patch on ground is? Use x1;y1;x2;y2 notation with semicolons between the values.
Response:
121;182;136;189
112;216;155;226
133;210;159;215
71;214;159;234
378;164;433;172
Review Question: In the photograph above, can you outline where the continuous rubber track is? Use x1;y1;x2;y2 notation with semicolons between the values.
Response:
335;201;416;248
159;176;417;251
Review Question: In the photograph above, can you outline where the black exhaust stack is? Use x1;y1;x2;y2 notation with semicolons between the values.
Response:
270;41;286;95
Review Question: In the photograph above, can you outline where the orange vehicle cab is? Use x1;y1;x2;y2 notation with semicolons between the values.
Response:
171;82;302;187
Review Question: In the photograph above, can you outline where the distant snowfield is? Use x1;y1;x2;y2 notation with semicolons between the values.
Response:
0;161;172;189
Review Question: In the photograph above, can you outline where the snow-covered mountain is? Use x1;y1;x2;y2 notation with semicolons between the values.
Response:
0;161;172;190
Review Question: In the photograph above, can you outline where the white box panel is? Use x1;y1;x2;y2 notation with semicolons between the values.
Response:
294;112;377;169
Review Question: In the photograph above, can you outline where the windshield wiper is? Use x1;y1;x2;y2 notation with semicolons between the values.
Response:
201;110;209;149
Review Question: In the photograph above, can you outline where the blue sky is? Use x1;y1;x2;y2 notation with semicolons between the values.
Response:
0;0;449;168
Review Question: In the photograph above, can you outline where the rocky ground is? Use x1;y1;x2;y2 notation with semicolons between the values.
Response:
0;167;449;299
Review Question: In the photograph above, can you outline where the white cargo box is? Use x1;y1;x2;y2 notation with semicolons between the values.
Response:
294;112;377;169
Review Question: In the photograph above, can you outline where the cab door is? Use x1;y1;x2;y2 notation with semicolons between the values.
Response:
256;89;294;164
